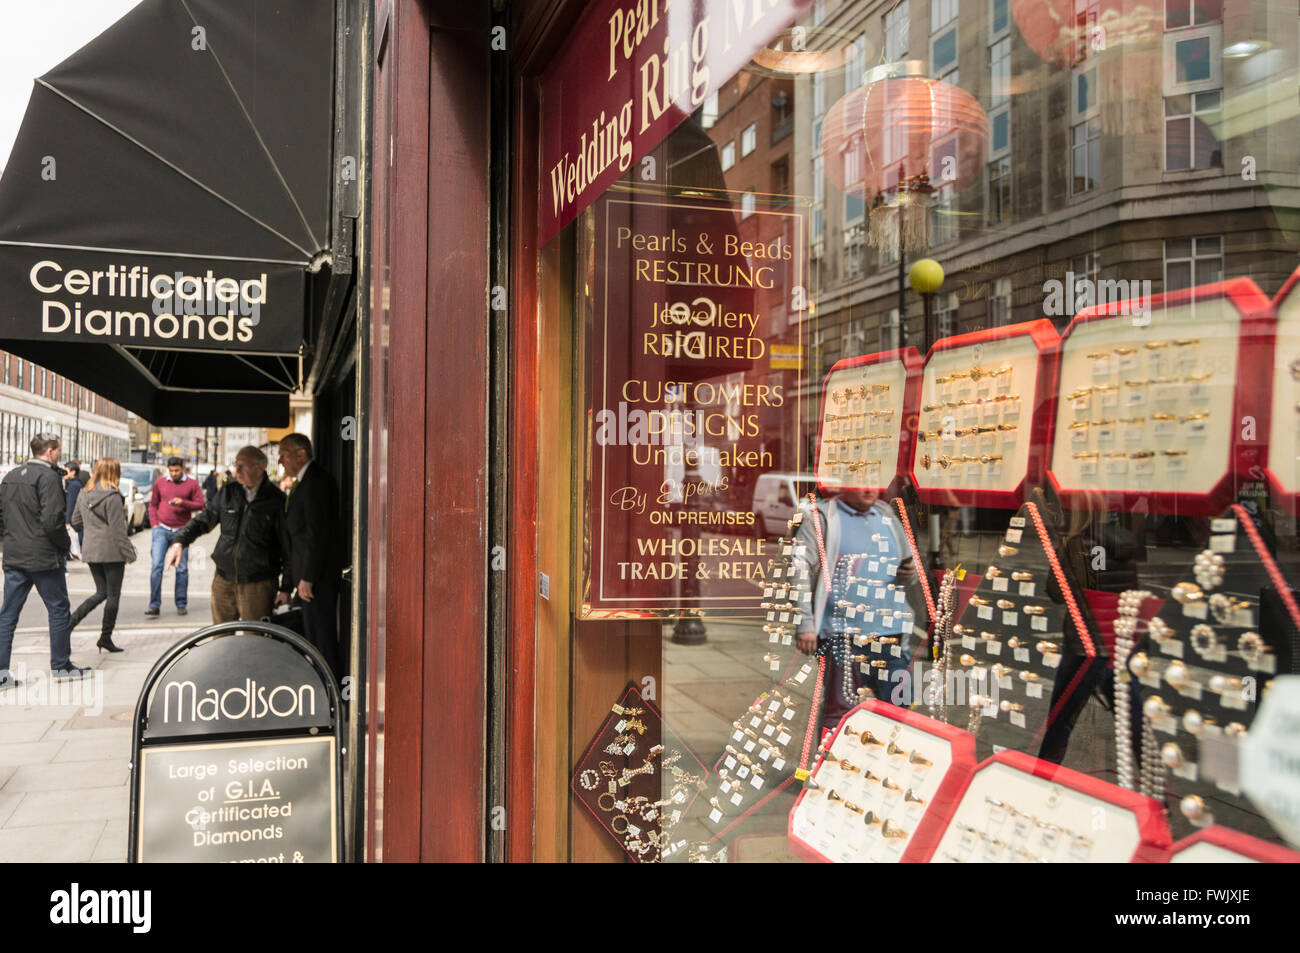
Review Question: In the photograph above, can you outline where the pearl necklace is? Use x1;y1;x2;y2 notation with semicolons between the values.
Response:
1113;589;1153;791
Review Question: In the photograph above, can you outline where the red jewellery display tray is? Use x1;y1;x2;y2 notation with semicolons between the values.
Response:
1046;277;1273;515
927;749;1172;863
910;320;1060;509
1163;825;1300;863
1264;264;1300;510
815;346;923;495
787;700;977;863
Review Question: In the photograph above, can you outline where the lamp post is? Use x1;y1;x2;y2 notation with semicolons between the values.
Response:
909;258;946;568
909;257;945;353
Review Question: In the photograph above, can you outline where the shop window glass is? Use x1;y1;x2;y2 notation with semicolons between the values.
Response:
535;0;1300;866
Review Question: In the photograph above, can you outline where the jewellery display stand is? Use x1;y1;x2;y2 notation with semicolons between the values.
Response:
1047;277;1272;515
947;499;1103;759
758;506;817;675
696;656;826;840
571;684;711;862
788;700;976;863
846;498;934;703
1265;266;1300;507
816;347;922;494
911;319;1059;509
930;750;1171;863
1165;826;1300;863
1126;505;1297;843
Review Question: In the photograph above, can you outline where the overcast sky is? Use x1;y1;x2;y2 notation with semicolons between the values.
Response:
0;0;140;172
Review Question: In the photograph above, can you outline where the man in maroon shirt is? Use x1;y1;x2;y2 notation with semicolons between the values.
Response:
146;457;205;617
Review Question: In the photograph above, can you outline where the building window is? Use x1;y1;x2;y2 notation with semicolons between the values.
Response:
935;291;959;339
741;123;757;157
40;368;46;397
881;308;902;350
989;37;1010;107
1165;89;1222;170
812;72;826;120
701;90;718;129
990;277;1013;326
1164;236;1222;292
16;360;23;391
811;155;825;253
1163;26;1222;95
740;190;756;219
60;377;66;403
721;141;736;171
1071;64;1101;195
845;35;866;90
988;156;1011;224
990;0;1009;38
884;1;909;63
1165;0;1223;30
931;0;958;83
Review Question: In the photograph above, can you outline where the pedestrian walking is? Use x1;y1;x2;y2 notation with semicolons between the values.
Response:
69;458;137;654
275;434;345;677
145;456;204;617
64;459;85;549
166;446;288;623
0;433;89;686
202;468;218;502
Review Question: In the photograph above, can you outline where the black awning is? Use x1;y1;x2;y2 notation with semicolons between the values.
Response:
0;0;334;425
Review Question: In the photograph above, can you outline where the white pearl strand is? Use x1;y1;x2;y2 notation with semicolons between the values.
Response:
1113;589;1154;791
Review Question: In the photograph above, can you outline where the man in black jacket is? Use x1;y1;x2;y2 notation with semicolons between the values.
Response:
274;433;345;676
165;445;287;623
0;433;90;686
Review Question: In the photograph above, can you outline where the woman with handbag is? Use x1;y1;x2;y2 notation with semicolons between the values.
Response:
69;458;137;653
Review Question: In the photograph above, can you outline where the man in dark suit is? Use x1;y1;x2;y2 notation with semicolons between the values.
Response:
274;433;344;677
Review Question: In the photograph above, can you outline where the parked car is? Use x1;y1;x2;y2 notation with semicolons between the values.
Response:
751;472;832;537
120;464;159;531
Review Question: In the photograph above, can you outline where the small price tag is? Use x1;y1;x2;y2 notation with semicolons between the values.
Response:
987;640;1003;656
1015;648;1031;663
737;765;750;779
772;758;786;771
1018;582;1036;597
977;605;994;621
961;635;977;650
1044;653;1061;669
992;577;1009;592
1010;711;1026;728
709;808;724;823
744;740;756;753
1031;615;1048;631
730;792;745;806
1183;601;1208;620
1002;612;1019;627
1005;528;1023;543
751;775;764;790
724;755;737;770
777;731;792;746
1210;534;1235;554
1027;681;1043;699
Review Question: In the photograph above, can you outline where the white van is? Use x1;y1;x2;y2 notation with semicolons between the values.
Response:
750;473;835;537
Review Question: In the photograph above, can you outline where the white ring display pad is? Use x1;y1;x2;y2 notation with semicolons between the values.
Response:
933;760;1142;863
789;708;953;863
1049;299;1242;497
1169;842;1259;863
914;335;1038;494
817;358;909;490
1268;286;1300;497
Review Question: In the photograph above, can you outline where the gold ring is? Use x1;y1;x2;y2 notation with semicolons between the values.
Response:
598;793;616;812
882;820;908;839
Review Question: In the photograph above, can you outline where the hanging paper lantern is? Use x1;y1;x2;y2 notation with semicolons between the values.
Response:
819;77;987;258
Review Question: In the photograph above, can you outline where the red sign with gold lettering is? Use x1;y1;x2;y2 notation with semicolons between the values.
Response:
586;191;804;613
538;0;813;245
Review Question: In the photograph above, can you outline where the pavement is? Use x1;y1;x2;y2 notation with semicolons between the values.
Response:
0;526;216;863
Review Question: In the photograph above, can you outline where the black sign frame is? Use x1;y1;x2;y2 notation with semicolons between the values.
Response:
127;621;345;863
